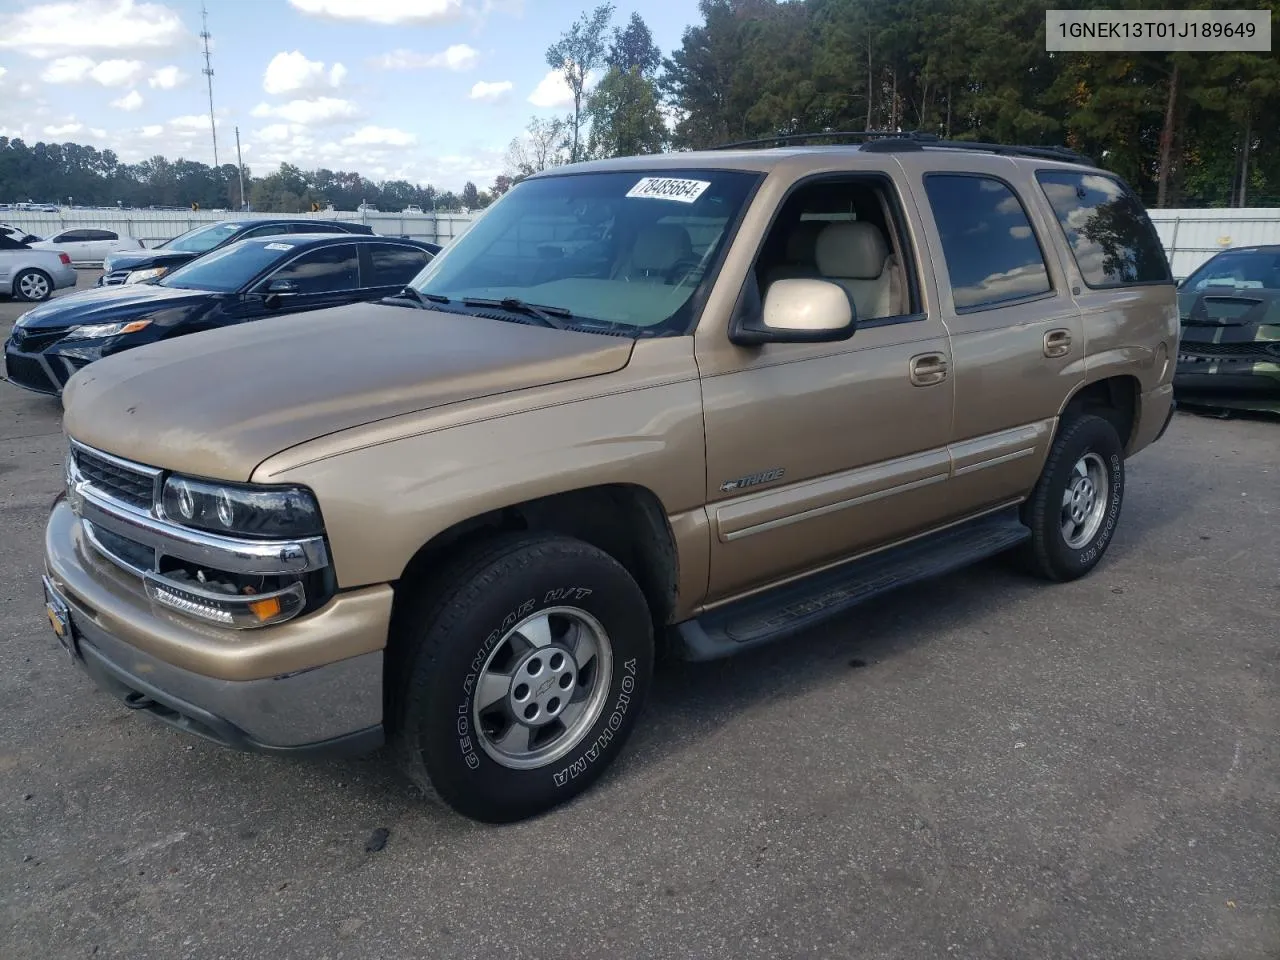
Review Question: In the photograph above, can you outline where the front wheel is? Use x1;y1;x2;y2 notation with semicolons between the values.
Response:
391;533;654;823
1017;414;1126;582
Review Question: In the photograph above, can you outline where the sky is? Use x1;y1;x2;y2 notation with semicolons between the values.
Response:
0;0;700;191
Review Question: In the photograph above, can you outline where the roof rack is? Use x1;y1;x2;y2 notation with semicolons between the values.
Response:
709;130;1095;167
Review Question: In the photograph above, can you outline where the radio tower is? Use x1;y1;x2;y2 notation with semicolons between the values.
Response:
200;3;219;168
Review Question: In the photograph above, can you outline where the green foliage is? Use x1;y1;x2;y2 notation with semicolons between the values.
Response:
546;3;617;162
586;67;667;158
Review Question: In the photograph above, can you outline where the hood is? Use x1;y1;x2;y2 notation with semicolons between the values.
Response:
105;249;193;273
61;303;635;481
15;282;212;331
1178;287;1280;344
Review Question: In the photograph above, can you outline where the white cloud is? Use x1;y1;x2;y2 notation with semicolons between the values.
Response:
470;80;512;103
148;65;187;89
288;0;465;26
91;58;143;86
341;125;415;147
529;68;590;109
41;56;94;83
44;121;84;136
0;67;6;83
250;97;361;125
89;127;107;137
0;0;189;58
110;88;143;111
255;123;297;143
169;114;218;131
372;44;479;71
140;124;163;137
263;50;346;95
39;55;143;86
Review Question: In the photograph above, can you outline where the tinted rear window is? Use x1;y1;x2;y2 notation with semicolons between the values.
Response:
924;173;1053;311
1036;171;1171;287
369;244;431;286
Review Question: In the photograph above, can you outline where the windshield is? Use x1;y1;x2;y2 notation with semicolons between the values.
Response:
158;239;289;291
408;169;761;335
160;221;244;254
1182;249;1280;293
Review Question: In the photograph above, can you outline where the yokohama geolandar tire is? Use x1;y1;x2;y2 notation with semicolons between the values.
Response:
1018;413;1126;582
391;533;654;823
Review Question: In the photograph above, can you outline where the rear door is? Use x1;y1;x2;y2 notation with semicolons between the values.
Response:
360;242;435;299
899;154;1085;514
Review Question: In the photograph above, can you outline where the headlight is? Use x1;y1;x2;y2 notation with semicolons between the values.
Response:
161;475;324;539
124;267;167;284
63;319;152;340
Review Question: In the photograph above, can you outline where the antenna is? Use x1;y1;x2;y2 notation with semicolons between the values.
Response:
235;125;246;211
200;3;219;168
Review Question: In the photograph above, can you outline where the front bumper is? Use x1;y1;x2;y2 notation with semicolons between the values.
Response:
43;498;392;755
2;342;90;395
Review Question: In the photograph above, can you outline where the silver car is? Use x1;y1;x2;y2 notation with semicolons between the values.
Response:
0;244;79;301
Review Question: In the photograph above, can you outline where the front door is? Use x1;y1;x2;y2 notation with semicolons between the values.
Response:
696;175;956;603
237;242;366;324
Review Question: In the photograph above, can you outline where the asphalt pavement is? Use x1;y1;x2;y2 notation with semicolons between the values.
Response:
1;281;1277;960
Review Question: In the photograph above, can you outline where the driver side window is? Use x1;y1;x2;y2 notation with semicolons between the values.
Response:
263;244;360;294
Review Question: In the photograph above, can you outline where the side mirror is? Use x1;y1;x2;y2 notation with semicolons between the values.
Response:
731;278;857;346
266;278;299;294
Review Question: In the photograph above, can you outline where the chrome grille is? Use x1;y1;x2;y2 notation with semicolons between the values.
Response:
72;445;157;509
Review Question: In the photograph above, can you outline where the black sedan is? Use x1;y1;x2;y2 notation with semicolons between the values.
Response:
99;217;377;286
3;233;439;396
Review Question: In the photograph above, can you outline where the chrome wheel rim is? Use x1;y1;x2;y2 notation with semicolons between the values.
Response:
472;606;613;771
19;273;49;299
1061;452;1108;549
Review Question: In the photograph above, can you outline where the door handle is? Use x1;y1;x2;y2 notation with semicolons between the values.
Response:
909;352;949;386
1044;328;1072;358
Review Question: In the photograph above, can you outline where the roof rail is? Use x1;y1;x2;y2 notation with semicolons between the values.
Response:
709;130;914;150
708;129;1096;166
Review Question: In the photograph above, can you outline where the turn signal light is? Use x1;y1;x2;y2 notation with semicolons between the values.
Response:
248;596;282;621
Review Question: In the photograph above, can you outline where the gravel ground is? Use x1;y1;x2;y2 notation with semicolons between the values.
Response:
2;284;1277;960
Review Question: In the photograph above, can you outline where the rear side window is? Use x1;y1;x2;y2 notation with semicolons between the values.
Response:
368;243;431;286
923;174;1052;311
1036;171;1171;287
86;229;119;241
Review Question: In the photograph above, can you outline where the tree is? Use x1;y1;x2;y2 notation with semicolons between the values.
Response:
545;3;615;162
586;66;667;158
461;181;480;210
506;116;570;177
608;12;661;76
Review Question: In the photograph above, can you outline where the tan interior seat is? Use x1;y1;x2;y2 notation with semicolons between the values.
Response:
763;220;825;287
814;221;904;319
617;224;694;283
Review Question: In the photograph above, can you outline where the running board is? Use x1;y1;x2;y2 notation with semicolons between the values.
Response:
674;507;1031;661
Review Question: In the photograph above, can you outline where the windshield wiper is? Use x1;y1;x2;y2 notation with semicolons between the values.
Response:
461;296;572;330
383;286;450;310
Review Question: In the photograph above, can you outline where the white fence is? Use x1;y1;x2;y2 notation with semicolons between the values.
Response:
3;205;1278;279
1147;208;1280;280
0;208;477;250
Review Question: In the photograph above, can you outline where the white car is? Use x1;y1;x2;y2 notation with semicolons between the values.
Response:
0;222;42;244
29;228;144;264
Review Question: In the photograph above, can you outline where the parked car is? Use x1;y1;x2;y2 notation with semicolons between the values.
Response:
40;135;1177;823
30;228;144;263
0;232;77;301
0;222;42;244
1173;244;1280;414
98;218;377;286
4;233;438;395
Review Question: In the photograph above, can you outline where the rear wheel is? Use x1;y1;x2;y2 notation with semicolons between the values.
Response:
1018;414;1125;581
391;533;654;823
14;269;52;302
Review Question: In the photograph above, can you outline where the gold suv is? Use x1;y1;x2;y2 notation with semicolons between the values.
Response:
41;134;1179;822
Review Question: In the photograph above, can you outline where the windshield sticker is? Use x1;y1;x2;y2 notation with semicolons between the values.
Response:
625;177;711;204
264;242;294;251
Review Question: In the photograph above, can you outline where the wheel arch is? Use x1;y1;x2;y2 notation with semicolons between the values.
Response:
393;482;680;630
1057;374;1141;453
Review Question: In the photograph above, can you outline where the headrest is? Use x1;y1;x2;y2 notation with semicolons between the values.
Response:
632;224;694;274
785;220;825;262
815;222;889;280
